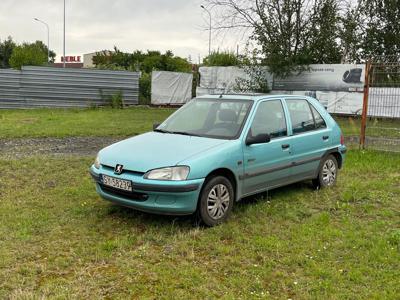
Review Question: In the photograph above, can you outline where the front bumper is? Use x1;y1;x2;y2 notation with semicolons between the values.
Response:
89;165;205;215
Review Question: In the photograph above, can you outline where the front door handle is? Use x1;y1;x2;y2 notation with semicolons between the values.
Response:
281;144;290;149
322;135;329;140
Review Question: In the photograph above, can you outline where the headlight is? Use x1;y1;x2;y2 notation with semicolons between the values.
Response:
144;166;190;181
94;154;101;169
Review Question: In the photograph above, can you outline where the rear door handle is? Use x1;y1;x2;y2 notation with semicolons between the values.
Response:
281;144;290;149
322;135;329;140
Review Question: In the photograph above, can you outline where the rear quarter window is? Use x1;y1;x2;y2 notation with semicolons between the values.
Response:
310;104;327;129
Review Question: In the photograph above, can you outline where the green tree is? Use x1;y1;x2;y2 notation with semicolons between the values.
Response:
9;40;55;70
339;5;363;63
207;0;400;71
93;47;134;70
0;36;16;68
93;48;191;73
206;0;344;76
360;0;400;58
32;40;56;63
308;0;342;64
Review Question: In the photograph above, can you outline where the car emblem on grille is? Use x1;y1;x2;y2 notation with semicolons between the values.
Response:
114;164;123;175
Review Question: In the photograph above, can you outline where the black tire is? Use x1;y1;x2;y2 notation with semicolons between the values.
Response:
313;154;339;189
197;176;234;227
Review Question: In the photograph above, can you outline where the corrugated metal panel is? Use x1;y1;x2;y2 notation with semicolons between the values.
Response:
0;66;139;109
0;69;22;108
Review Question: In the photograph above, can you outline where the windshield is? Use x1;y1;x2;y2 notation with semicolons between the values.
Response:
156;98;253;139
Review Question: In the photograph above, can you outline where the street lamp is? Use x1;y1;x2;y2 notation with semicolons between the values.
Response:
200;5;212;56
63;0;66;68
34;18;50;63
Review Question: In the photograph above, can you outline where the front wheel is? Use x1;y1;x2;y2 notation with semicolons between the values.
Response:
313;155;339;189
197;176;234;226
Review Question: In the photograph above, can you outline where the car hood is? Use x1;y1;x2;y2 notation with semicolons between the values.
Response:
99;132;229;173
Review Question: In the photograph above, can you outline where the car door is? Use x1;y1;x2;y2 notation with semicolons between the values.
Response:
242;99;293;195
284;98;331;181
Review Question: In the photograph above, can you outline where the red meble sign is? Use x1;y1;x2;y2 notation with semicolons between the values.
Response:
61;56;81;63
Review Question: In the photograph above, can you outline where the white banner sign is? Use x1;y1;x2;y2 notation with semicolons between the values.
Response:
273;64;365;92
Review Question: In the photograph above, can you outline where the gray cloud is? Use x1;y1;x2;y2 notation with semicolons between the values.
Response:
0;0;244;63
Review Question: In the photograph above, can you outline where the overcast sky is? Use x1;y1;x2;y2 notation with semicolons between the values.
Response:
0;0;245;63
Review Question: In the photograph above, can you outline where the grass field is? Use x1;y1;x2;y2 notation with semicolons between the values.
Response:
1;107;399;298
0;107;174;138
334;116;400;138
1;150;399;298
1;107;399;139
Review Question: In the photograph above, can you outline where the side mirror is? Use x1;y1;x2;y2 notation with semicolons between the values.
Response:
153;123;161;130
246;133;271;146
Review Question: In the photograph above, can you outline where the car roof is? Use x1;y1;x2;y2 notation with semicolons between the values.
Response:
196;94;312;102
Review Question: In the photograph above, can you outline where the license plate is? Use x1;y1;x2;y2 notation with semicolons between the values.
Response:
101;174;132;192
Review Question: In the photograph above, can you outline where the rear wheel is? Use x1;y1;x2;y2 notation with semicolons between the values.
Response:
197;176;234;226
313;155;338;189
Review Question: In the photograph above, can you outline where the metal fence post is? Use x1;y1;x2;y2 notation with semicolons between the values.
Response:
360;59;371;149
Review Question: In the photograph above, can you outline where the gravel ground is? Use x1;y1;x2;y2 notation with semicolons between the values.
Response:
0;136;124;159
0;135;362;159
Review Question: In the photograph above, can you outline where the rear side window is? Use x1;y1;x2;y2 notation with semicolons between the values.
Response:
286;99;315;134
310;105;327;129
249;100;287;138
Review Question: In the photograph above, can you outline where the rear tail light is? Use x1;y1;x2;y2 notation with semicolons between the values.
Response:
340;133;345;145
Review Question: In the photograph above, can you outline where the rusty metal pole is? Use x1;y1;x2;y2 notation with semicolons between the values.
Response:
360;59;371;149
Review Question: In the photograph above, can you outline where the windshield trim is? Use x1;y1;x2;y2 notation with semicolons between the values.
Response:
157;98;254;140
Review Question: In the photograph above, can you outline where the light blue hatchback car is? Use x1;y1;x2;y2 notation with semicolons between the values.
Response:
90;94;346;226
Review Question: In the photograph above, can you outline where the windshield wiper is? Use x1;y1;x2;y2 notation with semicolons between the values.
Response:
170;131;201;137
154;128;200;137
153;128;170;133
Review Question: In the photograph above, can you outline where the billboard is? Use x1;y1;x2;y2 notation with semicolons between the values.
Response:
273;64;365;92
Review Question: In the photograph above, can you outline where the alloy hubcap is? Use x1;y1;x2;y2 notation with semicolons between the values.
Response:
322;159;336;185
207;184;230;220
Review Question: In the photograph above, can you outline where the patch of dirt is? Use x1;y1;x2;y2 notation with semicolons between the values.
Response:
0;136;123;158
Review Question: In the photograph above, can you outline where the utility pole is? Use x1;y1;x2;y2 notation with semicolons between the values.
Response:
34;18;50;63
63;0;66;68
200;5;212;56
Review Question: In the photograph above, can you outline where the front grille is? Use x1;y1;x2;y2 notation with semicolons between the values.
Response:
100;184;148;202
101;164;145;176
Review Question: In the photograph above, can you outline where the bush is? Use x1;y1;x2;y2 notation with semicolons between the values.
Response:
234;66;271;94
203;51;241;66
99;89;124;109
110;91;124;108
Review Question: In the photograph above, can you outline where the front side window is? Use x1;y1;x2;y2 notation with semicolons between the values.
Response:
249;100;287;139
157;98;252;139
286;99;316;134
